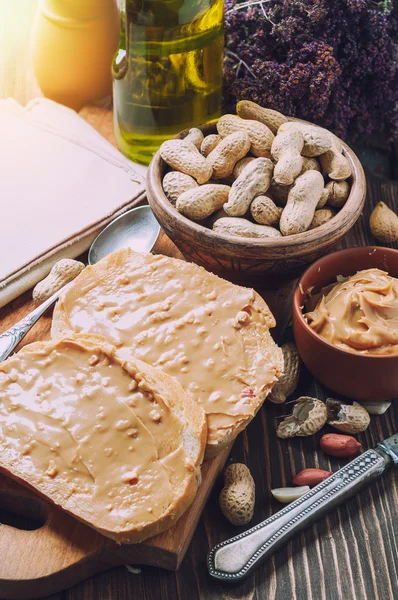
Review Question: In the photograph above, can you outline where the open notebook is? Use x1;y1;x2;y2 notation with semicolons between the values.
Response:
0;98;146;309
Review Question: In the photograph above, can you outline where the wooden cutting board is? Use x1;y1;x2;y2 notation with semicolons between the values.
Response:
0;449;230;600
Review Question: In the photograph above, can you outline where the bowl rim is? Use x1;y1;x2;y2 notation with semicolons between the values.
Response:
293;245;398;360
147;117;366;251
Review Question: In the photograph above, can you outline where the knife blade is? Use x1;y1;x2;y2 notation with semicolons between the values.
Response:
208;432;398;582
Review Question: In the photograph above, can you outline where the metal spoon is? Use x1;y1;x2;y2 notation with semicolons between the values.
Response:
0;206;160;362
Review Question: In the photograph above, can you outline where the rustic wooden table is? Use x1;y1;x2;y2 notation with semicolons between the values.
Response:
1;4;398;599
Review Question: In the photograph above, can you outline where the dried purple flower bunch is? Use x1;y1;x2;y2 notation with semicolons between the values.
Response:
224;0;398;140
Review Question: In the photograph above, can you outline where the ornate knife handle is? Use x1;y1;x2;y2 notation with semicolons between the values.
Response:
208;449;389;582
0;287;65;362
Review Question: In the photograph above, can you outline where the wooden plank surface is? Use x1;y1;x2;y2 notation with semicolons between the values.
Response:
1;4;398;600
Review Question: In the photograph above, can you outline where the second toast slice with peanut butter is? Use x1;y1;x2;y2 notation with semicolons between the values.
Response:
52;249;283;457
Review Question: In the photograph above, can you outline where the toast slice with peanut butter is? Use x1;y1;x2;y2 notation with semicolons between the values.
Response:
0;334;206;543
52;249;283;458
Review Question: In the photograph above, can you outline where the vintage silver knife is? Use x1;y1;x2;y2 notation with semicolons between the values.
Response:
208;432;398;581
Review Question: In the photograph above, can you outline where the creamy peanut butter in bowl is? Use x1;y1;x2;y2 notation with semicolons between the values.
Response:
293;246;398;402
305;269;398;356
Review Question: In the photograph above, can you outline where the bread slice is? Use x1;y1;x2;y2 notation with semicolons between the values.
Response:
0;334;206;543
52;249;284;458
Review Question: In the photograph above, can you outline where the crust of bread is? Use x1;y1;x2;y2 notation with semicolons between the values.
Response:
52;250;283;458
0;334;207;543
204;291;283;459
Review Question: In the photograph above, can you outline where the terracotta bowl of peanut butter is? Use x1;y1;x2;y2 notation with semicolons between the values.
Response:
293;246;398;402
147;120;366;286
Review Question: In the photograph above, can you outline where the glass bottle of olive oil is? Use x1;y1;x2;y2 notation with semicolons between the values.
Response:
112;0;224;165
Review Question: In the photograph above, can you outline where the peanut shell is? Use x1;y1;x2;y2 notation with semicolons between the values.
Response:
325;180;350;208
213;217;282;239
277;397;327;439
184;128;204;149
233;156;255;179
207;131;250;179
280;171;325;235
224;157;274;216
279;122;333;157
300;157;321;174
319;147;352;181
219;463;255;525
159;139;212;184
33;259;85;305
162;171;198;205
309;208;336;230
250;195;283;226
176;184;230;221
237;100;288;134
369;201;398;244
268;342;301;404
271;129;304;186
201;134;221;157
217;114;274;158
317;188;329;209
326;398;370;434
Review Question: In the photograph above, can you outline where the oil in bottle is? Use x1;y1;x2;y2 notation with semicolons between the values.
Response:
113;0;224;165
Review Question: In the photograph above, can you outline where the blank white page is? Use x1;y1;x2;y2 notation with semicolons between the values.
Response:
0;108;144;281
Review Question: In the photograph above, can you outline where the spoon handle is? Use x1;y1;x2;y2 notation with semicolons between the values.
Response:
0;287;65;362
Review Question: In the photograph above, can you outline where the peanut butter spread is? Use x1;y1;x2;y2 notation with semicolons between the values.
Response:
52;250;283;450
0;336;204;542
305;269;398;355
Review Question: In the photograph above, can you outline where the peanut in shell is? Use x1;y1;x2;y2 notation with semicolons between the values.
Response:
268;342;301;404
33;259;85;304
233;156;255;179
325;180;350;208
309;208;336;230
184;127;204;149
217;114;274;158
207;131;251;179
280;170;325;235
236;100;288;134
176;184;230;220
213;217;282;239
219;463;255;525
201;134;221;157
159;139;212;184
319;147;352;181
162;171;198;205
250;195;283;227
224;157;274;216
369;201;398;244
271;129;304;186
279;122;333;157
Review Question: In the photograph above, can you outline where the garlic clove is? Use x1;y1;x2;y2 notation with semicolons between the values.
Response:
271;486;310;504
356;401;391;415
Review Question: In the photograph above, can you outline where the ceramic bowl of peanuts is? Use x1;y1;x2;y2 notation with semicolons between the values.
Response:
147;101;366;282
